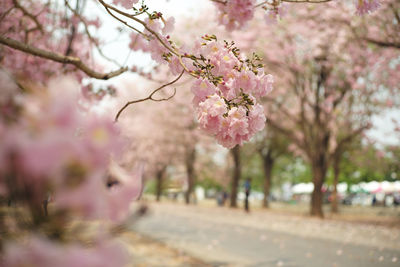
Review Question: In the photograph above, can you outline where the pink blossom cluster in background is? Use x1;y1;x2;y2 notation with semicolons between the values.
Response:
212;0;381;31
355;0;381;15
264;3;288;24
113;0;139;9
129;15;176;63
214;0;256;31
0;0;100;83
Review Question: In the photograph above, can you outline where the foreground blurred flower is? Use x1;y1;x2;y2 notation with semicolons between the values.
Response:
0;76;142;267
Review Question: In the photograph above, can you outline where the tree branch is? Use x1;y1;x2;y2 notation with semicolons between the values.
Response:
97;0;197;78
363;37;400;49
281;0;332;3
12;0;44;34
256;0;332;8
0;35;127;80
115;70;185;122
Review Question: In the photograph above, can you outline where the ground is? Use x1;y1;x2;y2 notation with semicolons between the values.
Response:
127;200;400;267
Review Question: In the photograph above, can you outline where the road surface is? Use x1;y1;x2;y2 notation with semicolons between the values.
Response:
131;203;400;267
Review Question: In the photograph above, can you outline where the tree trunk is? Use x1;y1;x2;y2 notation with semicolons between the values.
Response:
155;168;165;202
262;153;274;208
310;158;327;218
230;145;241;208
184;146;196;204
331;156;340;213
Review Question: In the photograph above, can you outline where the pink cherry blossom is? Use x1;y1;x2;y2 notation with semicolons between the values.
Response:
356;0;381;15
264;3;288;24
162;17;175;35
214;0;256;31
112;0;139;9
191;79;217;105
198;94;227;117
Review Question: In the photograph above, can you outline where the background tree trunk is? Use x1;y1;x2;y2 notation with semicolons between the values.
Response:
262;153;274;208
230;145;241;208
184;146;196;204
310;160;327;218
331;155;340;213
155;167;165;202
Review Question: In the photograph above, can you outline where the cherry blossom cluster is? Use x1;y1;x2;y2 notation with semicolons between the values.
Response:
263;2;288;24
127;5;273;148
129;16;176;64
0;0;100;83
189;38;273;148
214;0;256;31
113;0;139;9
355;0;381;15
212;0;381;31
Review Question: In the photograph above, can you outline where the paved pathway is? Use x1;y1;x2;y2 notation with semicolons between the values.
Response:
131;203;400;267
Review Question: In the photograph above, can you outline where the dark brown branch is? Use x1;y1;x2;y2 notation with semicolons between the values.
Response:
0;35;127;80
114;70;185;122
0;7;14;23
13;0;44;33
282;0;332;3
363;37;400;49
210;0;227;4
256;0;332;7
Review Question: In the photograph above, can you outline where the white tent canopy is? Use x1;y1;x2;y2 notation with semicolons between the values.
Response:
292;181;399;194
292;183;314;194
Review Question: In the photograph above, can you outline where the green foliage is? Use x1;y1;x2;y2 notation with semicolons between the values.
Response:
143;179;157;194
197;176;223;191
274;156;312;185
241;150;264;191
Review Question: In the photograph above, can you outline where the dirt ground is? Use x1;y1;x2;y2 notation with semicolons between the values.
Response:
119;231;210;267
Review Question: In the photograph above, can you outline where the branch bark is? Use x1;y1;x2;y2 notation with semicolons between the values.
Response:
364;37;400;49
0;35;127;80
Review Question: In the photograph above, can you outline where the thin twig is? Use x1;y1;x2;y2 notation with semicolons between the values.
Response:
114;70;184;122
64;0;123;67
0;7;14;23
256;0;332;8
210;0;227;4
211;0;332;8
12;0;44;33
281;0;332;3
